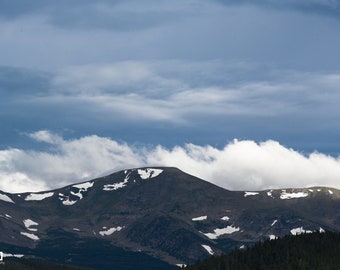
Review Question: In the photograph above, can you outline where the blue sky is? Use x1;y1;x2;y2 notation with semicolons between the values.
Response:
1;0;340;192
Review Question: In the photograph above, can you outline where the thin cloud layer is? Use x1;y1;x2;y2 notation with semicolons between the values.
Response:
37;62;340;120
2;62;340;155
1;131;340;193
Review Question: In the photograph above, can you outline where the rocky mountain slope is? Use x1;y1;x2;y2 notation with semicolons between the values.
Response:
0;167;339;269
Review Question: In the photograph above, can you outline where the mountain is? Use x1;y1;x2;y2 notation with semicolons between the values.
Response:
0;167;339;269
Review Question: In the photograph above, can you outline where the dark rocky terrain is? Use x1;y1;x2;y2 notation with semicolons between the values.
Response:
0;167;339;269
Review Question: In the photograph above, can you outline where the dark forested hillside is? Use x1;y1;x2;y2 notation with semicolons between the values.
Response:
0;258;92;270
183;231;340;270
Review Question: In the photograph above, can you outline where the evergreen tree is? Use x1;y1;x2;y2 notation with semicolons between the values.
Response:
184;231;340;270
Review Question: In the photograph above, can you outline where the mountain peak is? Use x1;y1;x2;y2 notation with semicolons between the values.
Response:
0;167;339;269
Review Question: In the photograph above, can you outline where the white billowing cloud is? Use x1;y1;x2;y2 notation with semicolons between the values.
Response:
1;131;340;193
28;130;63;144
148;140;340;190
0;149;48;193
0;132;144;193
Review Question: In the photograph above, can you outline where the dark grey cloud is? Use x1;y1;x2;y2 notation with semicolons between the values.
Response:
0;0;183;31
2;0;339;21
0;0;45;17
0;0;120;18
216;0;340;18
2;0;340;71
0;66;52;146
48;5;177;31
0;66;50;98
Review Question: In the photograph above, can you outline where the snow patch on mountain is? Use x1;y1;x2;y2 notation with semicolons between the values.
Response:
103;173;130;191
328;190;333;194
23;219;39;232
103;181;127;191
71;182;94;199
58;193;77;205
0;214;12;220
73;182;94;190
221;216;230;221
25;192;54;201
0;193;14;203
201;244;214;255
62;199;77;205
269;234;277;240
244;192;259;197
203;226;240;239
280;190;308;200
20;232;39;241
137;168;163;179
71;190;83;199
290;227;312;235
192;216;207;221
271;220;277;226
3;253;24;258
99;226;124;236
58;181;93;205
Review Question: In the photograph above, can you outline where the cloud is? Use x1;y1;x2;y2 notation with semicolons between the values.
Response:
42;62;340;122
3;62;340;149
148;140;340;190
47;1;180;31
215;0;340;18
51;61;183;96
0;132;143;193
2;0;340;71
1;131;340;193
0;66;50;99
0;0;193;31
28;130;63;144
2;0;339;25
1;1;340;194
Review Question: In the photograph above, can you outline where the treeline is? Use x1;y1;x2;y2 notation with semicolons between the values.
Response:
183;231;340;270
0;258;92;270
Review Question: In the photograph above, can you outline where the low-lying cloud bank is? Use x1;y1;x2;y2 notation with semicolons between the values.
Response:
1;130;340;193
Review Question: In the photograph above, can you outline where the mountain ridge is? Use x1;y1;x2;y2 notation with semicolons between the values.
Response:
1;166;339;198
0;166;339;269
